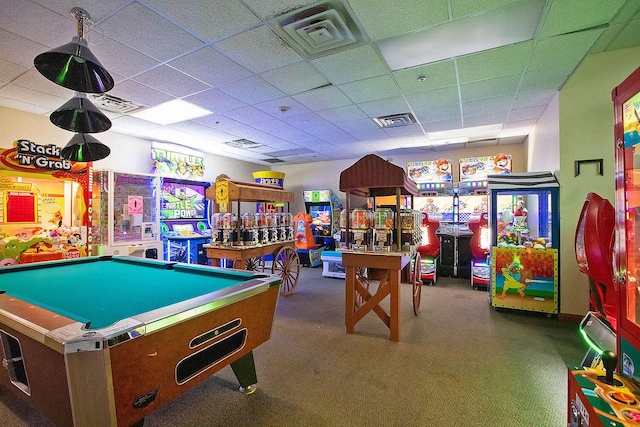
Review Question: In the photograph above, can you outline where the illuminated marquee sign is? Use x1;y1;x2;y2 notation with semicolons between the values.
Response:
151;147;204;179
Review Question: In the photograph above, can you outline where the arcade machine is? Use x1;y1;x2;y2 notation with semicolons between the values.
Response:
159;178;212;264
487;172;559;315
469;213;491;289
294;211;323;267
302;189;342;249
417;213;440;284
92;170;162;259
574;192;616;368
567;66;640;427
0;139;91;267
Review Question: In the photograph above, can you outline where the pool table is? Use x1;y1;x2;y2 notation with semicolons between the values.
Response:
0;256;281;426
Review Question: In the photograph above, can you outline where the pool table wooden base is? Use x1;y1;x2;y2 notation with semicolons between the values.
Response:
0;284;279;426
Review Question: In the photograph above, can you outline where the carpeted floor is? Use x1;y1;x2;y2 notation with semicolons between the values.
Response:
0;266;586;426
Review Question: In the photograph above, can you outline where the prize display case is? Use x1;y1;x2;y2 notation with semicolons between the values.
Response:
91;170;162;259
487;172;559;315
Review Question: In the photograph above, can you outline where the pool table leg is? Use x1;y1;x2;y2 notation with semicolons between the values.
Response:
230;351;258;394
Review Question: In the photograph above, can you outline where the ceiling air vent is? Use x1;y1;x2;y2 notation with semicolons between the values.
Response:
224;139;262;149
272;0;367;58
261;158;285;164
373;113;417;129
89;93;143;114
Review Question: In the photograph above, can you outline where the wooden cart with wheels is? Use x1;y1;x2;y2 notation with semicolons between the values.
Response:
339;155;423;341
204;176;300;296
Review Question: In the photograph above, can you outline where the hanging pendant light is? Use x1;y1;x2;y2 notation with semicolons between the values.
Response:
61;133;111;162
50;92;111;133
34;7;114;93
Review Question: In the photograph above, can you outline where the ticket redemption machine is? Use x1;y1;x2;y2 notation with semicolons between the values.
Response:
487;172;559;315
160;178;212;264
92;170;162;259
568;66;640;427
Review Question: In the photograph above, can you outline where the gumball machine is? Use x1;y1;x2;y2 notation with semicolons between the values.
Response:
221;212;237;245
373;208;394;252
266;212;278;243
211;213;224;246
241;212;259;246
339;209;349;249
399;209;422;251
256;212;268;244
350;208;371;251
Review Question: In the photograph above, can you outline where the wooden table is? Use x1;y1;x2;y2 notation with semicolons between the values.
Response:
204;241;300;295
341;251;411;341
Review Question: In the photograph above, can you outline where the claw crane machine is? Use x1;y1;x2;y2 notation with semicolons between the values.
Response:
487;172;559;315
567;66;640;427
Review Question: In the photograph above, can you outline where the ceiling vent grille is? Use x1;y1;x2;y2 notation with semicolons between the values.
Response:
224;139;262;149
272;0;367;58
89;93;143;114
373;113;417;128
261;158;285;163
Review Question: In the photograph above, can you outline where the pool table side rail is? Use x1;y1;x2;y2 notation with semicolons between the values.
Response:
0;273;280;354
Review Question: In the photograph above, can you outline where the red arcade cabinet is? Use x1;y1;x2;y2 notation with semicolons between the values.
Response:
469;213;490;289
417;213;440;285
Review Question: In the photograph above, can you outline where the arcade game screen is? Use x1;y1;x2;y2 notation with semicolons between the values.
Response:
161;181;206;220
309;204;331;226
459;195;487;222
414;195;453;221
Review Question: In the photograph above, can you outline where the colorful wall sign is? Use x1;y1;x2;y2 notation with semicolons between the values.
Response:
406;159;453;183
459;154;512;181
151;147;204;179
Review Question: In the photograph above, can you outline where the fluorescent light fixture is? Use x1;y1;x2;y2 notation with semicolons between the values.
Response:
498;127;533;138
378;0;545;70
131;99;212;125
427;124;503;141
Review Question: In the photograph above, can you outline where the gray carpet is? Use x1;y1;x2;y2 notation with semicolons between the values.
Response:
0;267;586;426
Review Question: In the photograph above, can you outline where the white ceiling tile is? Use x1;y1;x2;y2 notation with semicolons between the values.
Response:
384;124;425;138
254;97;313;118
109;79;174;107
422;118;464;133
0;29;48;68
183;89;247;114
0;83;67;110
111;115;161;132
260;62;330;96
506;105;547;122
311;45;388;85
540;0;626;38
168;46;252;87
90;37;160;80
100;2;203;62
213;26;303;73
414;104;462;123
357;96;412;118
223;106;277;125
392;60;457;94
0;1;73;48
133;65;210;97
348;0;448;41
335;118;380;132
142;0;261;42
0;97;50;115
339;75;401;103
291;86;352;111
405;86;460;111
528;30;604;71
459;74;521;103
512;90;556;109
218;76;286;104
242;0;318;20
0;61;29;87
462;96;514;117
317;105;368;123
463;111;508;128
456;41;533;84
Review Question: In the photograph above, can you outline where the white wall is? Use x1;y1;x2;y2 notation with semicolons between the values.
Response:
528;92;560;174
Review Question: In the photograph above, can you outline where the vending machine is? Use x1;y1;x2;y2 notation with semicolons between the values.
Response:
487;172;560;315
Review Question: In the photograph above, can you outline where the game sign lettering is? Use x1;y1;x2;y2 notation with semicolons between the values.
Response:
15;139;71;171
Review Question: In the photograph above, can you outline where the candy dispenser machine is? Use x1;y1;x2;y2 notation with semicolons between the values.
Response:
211;213;224;245
241;212;259;246
373;208;394;252
221;212;237;245
400;209;422;251
350;208;372;251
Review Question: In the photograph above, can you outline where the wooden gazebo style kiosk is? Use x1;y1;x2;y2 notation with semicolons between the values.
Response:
339;154;422;341
204;175;300;296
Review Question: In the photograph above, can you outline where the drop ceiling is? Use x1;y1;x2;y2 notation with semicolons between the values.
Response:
0;0;639;165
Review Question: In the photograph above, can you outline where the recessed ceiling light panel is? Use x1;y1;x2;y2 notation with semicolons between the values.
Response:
131;99;212;125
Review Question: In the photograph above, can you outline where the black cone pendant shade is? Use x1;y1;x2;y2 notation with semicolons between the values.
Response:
50;94;111;133
61;133;111;162
34;8;114;93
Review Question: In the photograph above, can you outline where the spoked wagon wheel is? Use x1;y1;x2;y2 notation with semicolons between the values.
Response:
412;253;423;316
272;246;300;296
244;256;264;272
